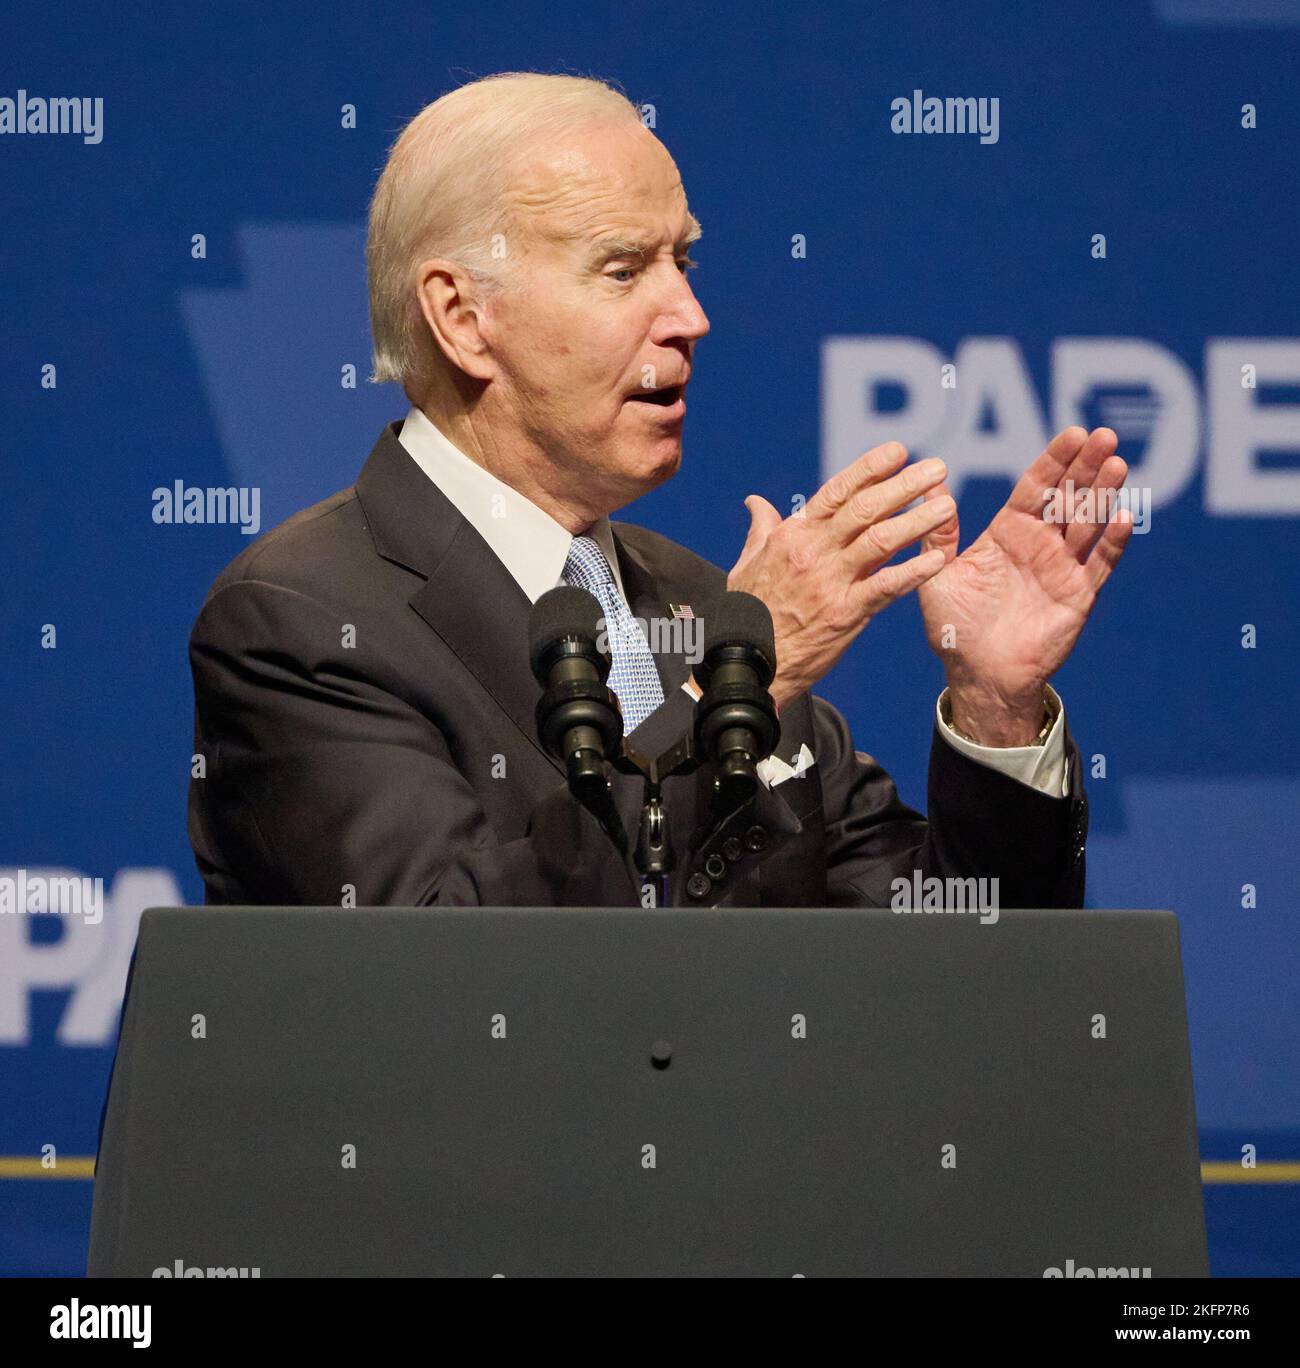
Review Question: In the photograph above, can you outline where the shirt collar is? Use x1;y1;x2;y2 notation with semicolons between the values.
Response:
396;405;627;603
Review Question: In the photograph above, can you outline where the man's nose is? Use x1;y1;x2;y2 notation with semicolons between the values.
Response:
655;272;710;345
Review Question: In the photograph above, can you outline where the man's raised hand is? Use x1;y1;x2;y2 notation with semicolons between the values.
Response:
916;425;1134;745
726;441;950;711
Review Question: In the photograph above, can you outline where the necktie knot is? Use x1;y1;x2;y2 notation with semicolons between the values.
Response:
562;535;619;597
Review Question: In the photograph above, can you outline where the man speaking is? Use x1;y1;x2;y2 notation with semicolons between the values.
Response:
187;71;1132;910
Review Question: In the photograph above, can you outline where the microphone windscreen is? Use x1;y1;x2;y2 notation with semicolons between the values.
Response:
702;591;776;667
528;586;606;680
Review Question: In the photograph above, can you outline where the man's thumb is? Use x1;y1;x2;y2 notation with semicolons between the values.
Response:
729;494;783;587
920;481;960;561
742;493;782;544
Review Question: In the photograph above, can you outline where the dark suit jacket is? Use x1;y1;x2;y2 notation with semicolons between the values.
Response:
188;421;1088;909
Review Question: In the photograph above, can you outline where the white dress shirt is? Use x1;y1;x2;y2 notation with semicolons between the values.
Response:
398;404;629;603
397;405;1069;798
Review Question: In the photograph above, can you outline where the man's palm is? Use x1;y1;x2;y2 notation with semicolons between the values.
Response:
917;426;1134;699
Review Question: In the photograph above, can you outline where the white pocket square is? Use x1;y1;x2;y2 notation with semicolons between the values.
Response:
757;743;816;788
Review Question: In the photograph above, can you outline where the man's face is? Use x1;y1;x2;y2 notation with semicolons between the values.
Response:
481;120;710;515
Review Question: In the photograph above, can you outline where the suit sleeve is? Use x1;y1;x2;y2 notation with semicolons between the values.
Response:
813;694;1087;909
187;578;640;908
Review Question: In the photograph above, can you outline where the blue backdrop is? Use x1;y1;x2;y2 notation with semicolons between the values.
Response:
3;0;1297;1277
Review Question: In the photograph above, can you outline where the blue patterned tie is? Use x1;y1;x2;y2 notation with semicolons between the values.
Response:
562;535;665;734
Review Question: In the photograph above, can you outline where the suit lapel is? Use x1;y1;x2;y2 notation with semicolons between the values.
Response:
612;524;697;698
356;422;563;778
354;422;713;781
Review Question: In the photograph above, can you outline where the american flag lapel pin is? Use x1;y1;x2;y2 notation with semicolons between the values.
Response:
668;602;695;619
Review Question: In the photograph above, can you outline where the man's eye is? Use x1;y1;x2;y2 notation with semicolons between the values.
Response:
607;258;697;283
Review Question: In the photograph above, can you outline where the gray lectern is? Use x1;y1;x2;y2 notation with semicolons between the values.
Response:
89;906;1207;1277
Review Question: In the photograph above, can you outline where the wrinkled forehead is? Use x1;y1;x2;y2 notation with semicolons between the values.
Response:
502;122;698;254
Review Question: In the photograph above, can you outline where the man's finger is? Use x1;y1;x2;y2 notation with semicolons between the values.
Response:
1085;506;1134;593
805;441;910;522
825;455;948;548
1065;454;1129;560
847;493;956;577
1056;426;1120;506
855;546;947;616
1007;426;1089;514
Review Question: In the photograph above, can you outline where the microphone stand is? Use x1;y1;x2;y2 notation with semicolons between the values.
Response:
617;729;699;909
615;670;779;906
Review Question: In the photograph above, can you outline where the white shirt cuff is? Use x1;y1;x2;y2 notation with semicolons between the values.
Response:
935;684;1070;798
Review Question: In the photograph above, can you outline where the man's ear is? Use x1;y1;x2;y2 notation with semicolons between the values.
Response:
414;258;497;382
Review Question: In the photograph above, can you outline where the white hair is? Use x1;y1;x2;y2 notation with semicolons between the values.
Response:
366;71;644;393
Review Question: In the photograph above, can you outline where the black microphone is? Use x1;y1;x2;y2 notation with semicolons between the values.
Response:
528;586;627;848
693;591;781;814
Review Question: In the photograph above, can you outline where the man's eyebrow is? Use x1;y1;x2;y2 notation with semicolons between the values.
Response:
585;218;703;267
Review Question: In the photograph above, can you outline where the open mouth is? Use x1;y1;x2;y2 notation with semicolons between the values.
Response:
627;384;683;407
